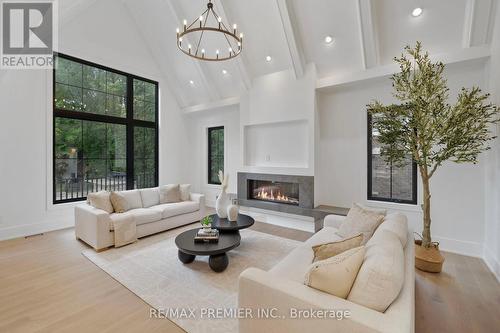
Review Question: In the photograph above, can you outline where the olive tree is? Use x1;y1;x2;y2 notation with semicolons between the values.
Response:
368;42;499;248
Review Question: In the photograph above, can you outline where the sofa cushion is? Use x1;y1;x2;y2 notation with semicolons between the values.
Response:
87;191;114;213
151;201;200;219
347;230;405;312
110;191;130;213
111;189;143;212
140;188;160;208
159;184;181;203
376;213;408;248
269;226;344;283
337;203;385;245
179;184;191;201
305;246;365;298
312;234;363;262
128;208;162;226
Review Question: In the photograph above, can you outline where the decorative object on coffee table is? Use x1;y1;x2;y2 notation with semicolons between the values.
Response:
227;199;239;222
175;228;240;272
200;215;213;231
215;170;229;218
368;42;499;273
211;213;254;232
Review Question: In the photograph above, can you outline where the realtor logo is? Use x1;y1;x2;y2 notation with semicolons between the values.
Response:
1;0;57;69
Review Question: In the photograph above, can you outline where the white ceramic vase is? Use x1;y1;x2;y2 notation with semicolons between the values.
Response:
227;203;239;221
215;188;229;218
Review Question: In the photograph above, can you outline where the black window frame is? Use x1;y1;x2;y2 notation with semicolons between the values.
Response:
53;53;159;204
207;126;224;185
367;114;417;205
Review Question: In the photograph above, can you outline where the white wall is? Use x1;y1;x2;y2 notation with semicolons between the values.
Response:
484;2;500;281
0;0;187;240
184;105;240;207
316;59;490;256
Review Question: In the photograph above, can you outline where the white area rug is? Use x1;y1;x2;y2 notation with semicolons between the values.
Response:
82;225;301;333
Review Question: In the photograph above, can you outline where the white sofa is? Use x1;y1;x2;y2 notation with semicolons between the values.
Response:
238;213;414;333
75;188;206;251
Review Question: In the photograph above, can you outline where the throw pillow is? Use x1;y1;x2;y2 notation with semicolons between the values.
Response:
179;184;191;201
347;230;404;312
337;203;385;245
110;191;130;213
87;191;114;213
312;234;363;262
304;246;365;299
159;184;181;203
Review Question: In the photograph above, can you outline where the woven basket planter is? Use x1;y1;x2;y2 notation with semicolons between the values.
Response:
414;240;444;273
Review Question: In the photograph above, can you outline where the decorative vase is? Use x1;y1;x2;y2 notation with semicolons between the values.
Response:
414;239;444;273
227;201;239;221
215;188;229;218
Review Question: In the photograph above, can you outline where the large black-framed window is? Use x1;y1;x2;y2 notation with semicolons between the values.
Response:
367;114;417;204
53;53;159;203
208;126;224;185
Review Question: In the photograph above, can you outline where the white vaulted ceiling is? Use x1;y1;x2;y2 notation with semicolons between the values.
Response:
62;0;498;109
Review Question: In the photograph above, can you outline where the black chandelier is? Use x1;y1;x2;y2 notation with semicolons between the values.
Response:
176;0;243;61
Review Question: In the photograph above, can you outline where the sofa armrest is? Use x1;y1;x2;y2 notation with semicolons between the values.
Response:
323;214;346;228
239;268;388;333
74;204;111;251
190;193;206;217
190;193;205;206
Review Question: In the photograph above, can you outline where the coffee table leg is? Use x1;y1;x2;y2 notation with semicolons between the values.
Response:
178;250;195;264
209;253;229;272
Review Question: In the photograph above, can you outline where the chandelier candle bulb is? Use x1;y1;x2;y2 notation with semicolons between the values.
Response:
183;19;187;31
233;24;237;34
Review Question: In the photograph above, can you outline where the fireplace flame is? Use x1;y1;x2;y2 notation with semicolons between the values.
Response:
255;187;297;204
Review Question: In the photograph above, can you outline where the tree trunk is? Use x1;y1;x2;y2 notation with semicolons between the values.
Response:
421;171;432;248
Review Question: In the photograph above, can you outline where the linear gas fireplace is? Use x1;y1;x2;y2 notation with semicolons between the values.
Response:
249;180;299;205
238;172;314;214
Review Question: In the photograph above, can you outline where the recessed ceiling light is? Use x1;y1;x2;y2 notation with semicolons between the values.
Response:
324;35;334;45
265;55;272;62
222;69;228;75
189;80;194;85
412;7;423;17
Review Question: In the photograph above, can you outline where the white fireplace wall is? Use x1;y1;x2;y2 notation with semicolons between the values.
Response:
239;64;317;176
244;120;309;168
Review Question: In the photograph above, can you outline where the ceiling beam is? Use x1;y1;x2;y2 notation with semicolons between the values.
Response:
463;0;496;47
122;1;188;108
317;46;491;90
165;0;221;101
356;0;379;69
276;0;305;78
463;0;476;47
183;96;240;114
217;0;252;89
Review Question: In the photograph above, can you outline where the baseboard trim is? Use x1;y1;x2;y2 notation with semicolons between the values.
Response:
0;219;74;241
428;235;483;257
483;248;500;283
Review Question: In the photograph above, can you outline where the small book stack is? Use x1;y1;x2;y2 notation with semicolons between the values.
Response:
194;228;219;243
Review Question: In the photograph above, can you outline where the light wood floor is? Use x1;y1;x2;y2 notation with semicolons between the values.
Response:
0;223;498;333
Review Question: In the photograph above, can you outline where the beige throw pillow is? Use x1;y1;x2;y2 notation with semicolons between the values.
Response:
87;191;114;213
110;191;130;213
305;246;365;299
312;234;363;262
179;184;191;201
347;230;404;312
159;184;181;203
337;203;385;245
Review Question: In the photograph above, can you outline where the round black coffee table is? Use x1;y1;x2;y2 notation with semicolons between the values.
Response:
175;228;241;272
210;213;255;232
